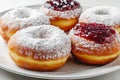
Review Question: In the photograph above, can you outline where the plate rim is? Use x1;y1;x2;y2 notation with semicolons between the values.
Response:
0;61;120;79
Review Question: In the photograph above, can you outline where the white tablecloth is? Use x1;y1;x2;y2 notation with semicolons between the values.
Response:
0;0;120;80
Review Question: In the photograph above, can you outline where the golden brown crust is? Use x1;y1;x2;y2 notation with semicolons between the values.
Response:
71;34;120;65
9;49;69;71
50;17;78;31
0;20;20;42
72;49;120;65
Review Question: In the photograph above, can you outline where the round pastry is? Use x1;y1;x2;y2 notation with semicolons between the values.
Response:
0;7;50;42
8;25;71;71
41;0;82;31
79;6;120;33
69;23;120;65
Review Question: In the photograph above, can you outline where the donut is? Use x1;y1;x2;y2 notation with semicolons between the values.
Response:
0;7;50;42
8;25;71;71
69;23;120;65
79;6;120;33
41;0;82;31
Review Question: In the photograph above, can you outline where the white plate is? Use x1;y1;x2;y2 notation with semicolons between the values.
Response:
0;5;120;79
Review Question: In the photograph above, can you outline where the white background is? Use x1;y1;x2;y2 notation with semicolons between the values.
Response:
0;0;120;80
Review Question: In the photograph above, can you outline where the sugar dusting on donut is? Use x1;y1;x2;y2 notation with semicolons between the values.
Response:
1;7;50;29
80;6;120;27
40;0;82;19
10;25;71;60
41;7;81;19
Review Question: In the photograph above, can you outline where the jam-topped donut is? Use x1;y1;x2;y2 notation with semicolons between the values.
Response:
8;25;71;71
79;6;120;33
74;23;116;44
69;23;120;65
46;0;80;11
41;0;82;31
0;7;50;42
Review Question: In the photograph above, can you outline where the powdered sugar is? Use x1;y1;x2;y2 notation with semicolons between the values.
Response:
40;5;82;19
80;6;120;27
1;7;50;29
69;29;120;54
9;25;71;60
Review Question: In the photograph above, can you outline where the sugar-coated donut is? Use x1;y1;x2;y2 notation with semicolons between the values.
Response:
69;23;120;65
8;25;71;71
0;7;50;42
79;6;120;33
41;0;82;31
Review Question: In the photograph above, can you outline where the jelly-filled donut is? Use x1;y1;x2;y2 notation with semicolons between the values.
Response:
41;0;82;31
69;23;120;65
79;6;120;33
8;25;71;71
0;7;50;42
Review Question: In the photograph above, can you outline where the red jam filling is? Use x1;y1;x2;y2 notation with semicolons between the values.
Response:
74;23;116;44
45;0;80;11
